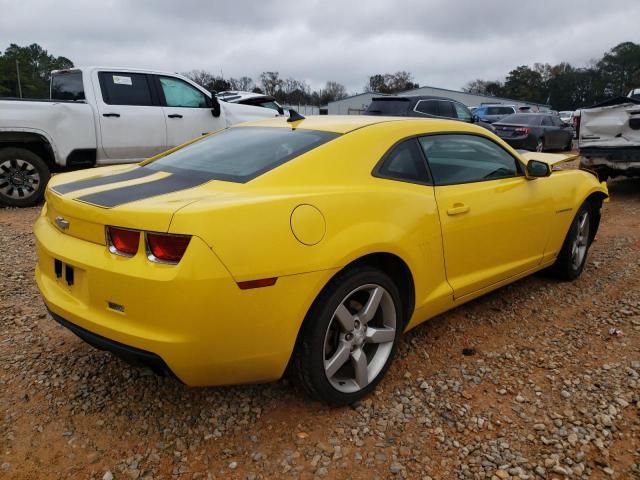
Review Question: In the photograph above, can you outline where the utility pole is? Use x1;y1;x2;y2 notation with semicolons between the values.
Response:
16;60;23;98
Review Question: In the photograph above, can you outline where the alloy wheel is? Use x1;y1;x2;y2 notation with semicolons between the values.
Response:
570;211;590;270
535;139;544;152
323;284;397;393
0;159;41;200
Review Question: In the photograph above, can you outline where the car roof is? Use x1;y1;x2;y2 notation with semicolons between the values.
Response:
235;115;470;134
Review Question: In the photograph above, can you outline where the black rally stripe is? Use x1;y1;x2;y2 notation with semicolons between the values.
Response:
75;173;207;208
51;167;156;195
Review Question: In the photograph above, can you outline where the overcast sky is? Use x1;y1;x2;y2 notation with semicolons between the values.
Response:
1;0;639;94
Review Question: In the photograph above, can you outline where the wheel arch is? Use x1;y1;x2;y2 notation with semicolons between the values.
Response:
0;130;56;169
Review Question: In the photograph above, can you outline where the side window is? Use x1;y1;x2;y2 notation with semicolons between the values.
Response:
541;116;552;126
438;101;456;119
414;100;439;116
419;134;520;185
99;72;153;106
375;139;431;184
159;76;208;108
551;116;564;127
453;102;472;122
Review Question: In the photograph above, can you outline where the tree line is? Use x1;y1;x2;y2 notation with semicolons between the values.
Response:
463;42;640;110
1;41;638;110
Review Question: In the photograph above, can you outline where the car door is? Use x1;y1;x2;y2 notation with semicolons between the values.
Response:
155;75;226;148
541;116;564;148
419;133;553;299
95;71;167;161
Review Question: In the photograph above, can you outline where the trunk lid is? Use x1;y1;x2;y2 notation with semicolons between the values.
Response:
45;165;221;244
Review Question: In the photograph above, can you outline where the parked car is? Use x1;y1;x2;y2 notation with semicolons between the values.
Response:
36;115;607;405
493;113;574;152
364;95;495;132
217;90;284;115
474;105;517;123
0;67;279;207
628;88;640;100
579;95;640;180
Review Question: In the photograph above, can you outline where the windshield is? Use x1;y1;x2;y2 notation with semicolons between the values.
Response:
147;127;339;182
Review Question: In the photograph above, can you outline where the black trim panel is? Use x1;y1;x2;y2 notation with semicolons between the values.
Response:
48;308;174;377
75;172;206;208
52;167;156;195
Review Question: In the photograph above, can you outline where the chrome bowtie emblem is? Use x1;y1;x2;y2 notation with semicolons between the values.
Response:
54;216;70;231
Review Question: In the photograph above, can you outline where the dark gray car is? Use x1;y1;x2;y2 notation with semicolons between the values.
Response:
474;105;517;123
493;113;574;152
364;96;495;133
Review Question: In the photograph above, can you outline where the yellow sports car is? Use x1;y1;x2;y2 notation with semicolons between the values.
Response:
35;115;608;405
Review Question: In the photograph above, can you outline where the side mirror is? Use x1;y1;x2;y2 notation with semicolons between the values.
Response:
525;159;551;179
472;114;479;123
277;106;285;115
210;95;221;118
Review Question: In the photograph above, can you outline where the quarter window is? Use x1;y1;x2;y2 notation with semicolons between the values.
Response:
414;100;439;116
452;102;472;122
419;134;520;185
99;72;154;106
375;139;430;184
159;76;208;108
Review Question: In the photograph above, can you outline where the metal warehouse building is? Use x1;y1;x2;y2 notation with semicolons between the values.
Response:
327;86;549;115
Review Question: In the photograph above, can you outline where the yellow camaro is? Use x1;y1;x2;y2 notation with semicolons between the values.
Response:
35;115;608;404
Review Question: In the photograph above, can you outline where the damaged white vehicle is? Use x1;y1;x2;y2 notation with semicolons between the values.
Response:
579;92;640;180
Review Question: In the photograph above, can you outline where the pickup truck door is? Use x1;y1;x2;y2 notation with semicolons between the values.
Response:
95;71;167;162
419;133;552;299
154;75;226;148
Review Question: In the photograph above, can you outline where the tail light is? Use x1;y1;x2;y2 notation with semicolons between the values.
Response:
514;127;530;135
146;232;191;264
107;226;140;257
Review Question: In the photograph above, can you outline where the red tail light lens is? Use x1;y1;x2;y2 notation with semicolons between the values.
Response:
107;227;140;257
514;127;530;135
146;233;191;264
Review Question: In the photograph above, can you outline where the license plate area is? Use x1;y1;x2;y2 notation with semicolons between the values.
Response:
54;259;75;286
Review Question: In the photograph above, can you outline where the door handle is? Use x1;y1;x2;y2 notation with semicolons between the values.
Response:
447;203;470;216
167;114;183;119
102;113;120;118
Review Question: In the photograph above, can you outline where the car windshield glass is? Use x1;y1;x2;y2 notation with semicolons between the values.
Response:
146;127;339;182
366;99;409;114
499;114;541;125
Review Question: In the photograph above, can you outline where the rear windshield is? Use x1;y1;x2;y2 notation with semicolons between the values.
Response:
366;99;410;115
486;106;514;115
51;72;85;101
147;127;339;182
499;114;541;125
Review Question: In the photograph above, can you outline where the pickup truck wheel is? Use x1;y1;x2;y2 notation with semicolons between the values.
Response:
548;201;594;281
291;266;403;405
0;147;50;207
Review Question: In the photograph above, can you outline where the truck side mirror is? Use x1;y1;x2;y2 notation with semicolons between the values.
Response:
210;95;221;118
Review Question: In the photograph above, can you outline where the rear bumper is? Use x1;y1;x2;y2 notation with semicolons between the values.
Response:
579;147;640;177
497;135;535;151
35;208;336;386
49;308;174;377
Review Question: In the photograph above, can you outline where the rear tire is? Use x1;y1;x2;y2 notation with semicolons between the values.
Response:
0;147;50;207
562;137;573;151
548;201;596;280
291;266;403;405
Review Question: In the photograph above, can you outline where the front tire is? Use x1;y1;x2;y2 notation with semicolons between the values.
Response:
549;201;595;280
0;147;50;207
291;266;403;405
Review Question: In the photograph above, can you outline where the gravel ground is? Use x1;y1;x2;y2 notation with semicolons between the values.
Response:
1;175;639;480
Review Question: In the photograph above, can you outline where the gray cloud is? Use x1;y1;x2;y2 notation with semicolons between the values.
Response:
1;0;638;93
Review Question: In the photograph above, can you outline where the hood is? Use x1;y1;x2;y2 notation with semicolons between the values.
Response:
518;151;578;167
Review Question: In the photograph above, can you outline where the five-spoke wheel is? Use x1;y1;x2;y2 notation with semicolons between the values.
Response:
291;266;403;405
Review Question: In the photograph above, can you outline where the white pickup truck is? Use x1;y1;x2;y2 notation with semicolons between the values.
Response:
578;91;640;180
0;66;279;207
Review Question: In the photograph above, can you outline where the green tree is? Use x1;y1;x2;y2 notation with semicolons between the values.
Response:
597;41;640;96
0;43;73;98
